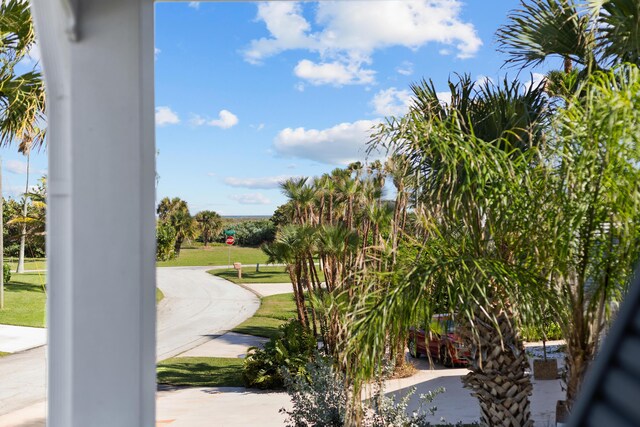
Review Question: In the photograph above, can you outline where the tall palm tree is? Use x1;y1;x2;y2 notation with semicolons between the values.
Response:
194;210;222;247
157;197;195;257
0;0;46;153
352;75;550;427
539;64;640;407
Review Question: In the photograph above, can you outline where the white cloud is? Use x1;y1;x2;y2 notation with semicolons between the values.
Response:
2;183;37;198
209;110;239;129
525;73;546;91
436;91;452;106
230;193;271;205
190;114;207;126
191;110;239;129
396;61;414;76
4;159;28;174
475;75;494;87
273;119;381;165
294;59;375;86
372;87;412;117
257;123;265;131
244;1;482;86
294;82;305;92
244;2;315;65
154;47;161;60
188;2;200;9
224;175;296;189
155;106;180;126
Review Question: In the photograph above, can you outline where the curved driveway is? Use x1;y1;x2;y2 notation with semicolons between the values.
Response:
0;266;259;418
156;266;259;360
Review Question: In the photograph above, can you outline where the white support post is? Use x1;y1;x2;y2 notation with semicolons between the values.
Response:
31;1;156;426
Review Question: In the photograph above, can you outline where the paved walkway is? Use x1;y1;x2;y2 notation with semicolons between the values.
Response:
0;325;46;353
237;282;292;298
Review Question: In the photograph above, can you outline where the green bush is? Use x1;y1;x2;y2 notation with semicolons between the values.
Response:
3;264;10;283
242;319;316;389
218;220;275;247
521;321;563;341
156;221;176;261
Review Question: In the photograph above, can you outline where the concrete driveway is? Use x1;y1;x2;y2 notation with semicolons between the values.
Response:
156;266;259;360
0;266;260;421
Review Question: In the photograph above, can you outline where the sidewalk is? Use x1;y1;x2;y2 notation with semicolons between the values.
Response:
0;325;46;353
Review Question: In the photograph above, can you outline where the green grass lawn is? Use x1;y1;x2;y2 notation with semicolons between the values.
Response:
0;272;47;328
232;293;297;339
4;257;47;271
156;288;164;303
157;357;244;387
157;246;269;267
210;266;319;284
0;351;9;357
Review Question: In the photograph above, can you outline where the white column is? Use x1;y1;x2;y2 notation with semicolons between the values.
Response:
31;1;156;426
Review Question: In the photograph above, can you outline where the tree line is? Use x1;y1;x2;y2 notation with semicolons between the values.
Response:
155;197;276;261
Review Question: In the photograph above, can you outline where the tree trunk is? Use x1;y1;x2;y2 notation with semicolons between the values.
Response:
16;153;30;274
462;309;533;427
174;236;183;257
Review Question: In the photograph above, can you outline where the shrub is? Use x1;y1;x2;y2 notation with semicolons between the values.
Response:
156;221;176;261
3;264;10;283
242;319;316;389
281;355;448;427
521;321;563;342
281;356;347;427
218;220;275;247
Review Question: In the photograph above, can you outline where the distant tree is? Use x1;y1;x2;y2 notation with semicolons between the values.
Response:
194;210;222;246
157;197;195;257
270;203;293;229
4;175;46;258
0;0;46;153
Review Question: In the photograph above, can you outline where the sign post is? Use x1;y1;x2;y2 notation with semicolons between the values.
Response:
224;230;236;268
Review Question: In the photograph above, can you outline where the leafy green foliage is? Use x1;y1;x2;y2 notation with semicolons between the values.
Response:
157;197;196;258
497;0;640;72
281;356;450;427
155;221;176;261
520;322;563;342
2;176;47;258
220;219;275;247
242;319;316;389
0;0;45;153
3;263;11;284
194;210;222;246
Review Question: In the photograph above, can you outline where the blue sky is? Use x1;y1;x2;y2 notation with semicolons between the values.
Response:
3;0;553;215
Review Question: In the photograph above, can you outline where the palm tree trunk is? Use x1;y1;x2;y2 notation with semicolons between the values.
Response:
462;308;533;427
17;152;30;274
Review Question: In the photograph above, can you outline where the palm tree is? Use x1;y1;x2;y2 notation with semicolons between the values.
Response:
497;0;640;74
0;0;46;153
538;64;640;407
351;75;550;427
194;210;222;246
157;197;195;257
